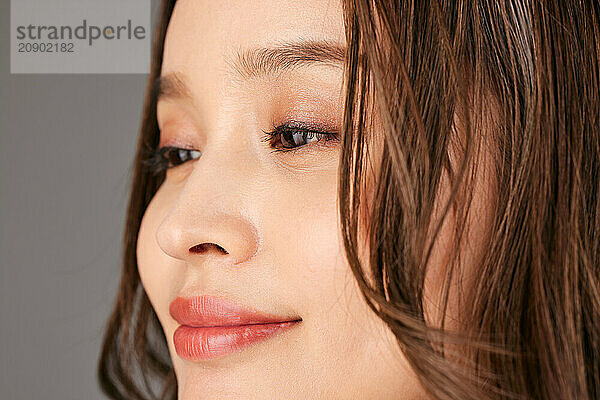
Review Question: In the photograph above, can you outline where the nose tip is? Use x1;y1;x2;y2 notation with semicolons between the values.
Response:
155;212;260;266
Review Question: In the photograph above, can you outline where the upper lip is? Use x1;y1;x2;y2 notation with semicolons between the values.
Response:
169;295;302;327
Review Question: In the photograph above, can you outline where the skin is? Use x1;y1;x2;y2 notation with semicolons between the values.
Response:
136;0;495;398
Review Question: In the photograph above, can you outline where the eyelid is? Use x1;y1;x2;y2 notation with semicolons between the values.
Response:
157;137;197;150
156;107;202;149
270;119;339;135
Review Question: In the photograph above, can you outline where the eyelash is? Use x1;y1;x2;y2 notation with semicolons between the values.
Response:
261;120;340;154
142;121;340;175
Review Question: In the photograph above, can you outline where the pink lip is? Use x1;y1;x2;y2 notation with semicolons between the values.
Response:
169;295;301;360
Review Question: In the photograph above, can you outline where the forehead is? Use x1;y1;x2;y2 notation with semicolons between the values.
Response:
162;0;346;76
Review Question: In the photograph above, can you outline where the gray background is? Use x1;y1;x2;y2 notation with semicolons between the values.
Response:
1;1;160;398
11;0;151;74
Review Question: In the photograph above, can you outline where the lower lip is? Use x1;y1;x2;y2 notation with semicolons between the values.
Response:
173;321;300;361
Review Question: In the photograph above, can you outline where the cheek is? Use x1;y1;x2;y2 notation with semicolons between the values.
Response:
272;170;344;300
278;172;403;373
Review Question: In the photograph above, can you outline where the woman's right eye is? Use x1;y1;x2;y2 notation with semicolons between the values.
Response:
143;146;202;174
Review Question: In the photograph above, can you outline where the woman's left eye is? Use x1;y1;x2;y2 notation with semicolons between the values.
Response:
261;121;340;152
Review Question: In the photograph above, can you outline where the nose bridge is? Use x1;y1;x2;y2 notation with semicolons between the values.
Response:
155;146;261;266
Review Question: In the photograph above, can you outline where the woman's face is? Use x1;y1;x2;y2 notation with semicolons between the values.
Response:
137;0;425;398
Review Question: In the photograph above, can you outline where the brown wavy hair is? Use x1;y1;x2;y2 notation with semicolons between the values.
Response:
98;0;600;399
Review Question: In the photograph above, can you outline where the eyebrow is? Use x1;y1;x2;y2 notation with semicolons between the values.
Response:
154;39;346;103
228;39;346;79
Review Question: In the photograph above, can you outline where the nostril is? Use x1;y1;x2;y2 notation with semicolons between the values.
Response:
189;243;229;255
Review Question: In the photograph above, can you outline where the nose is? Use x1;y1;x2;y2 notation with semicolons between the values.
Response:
155;156;261;266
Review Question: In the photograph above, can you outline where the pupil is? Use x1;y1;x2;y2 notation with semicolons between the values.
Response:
282;131;317;148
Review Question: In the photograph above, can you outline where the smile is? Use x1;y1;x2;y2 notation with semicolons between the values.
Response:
169;295;302;360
